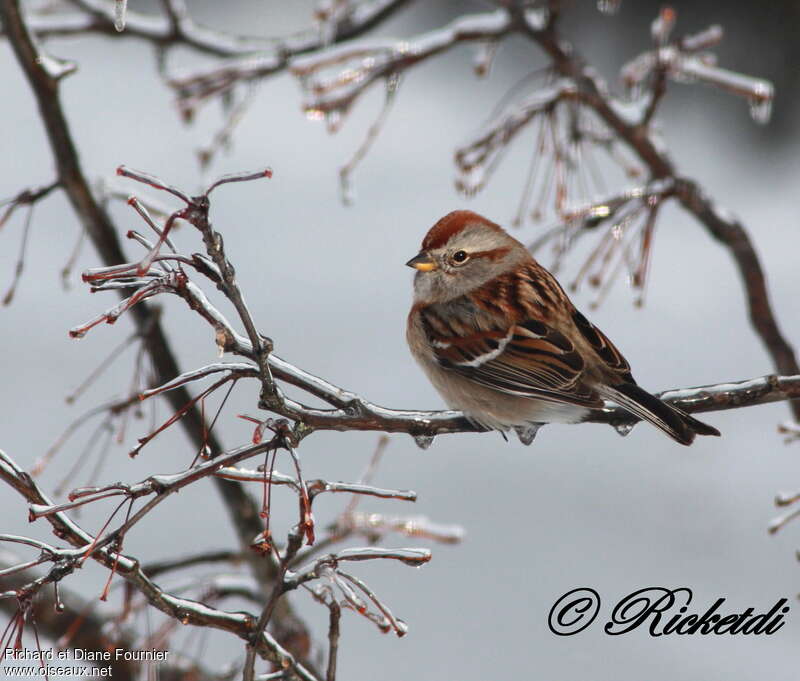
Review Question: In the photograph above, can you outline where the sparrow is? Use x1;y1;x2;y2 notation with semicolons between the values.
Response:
405;210;720;445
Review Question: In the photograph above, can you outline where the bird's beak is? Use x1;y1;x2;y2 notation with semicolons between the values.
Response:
405;252;438;272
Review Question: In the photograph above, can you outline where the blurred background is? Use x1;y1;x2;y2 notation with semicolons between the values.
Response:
1;1;799;679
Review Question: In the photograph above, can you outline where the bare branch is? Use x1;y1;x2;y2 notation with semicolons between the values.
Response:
167;0;414;115
0;3;313;661
0;448;317;680
516;9;800;422
19;0;273;56
291;9;513;117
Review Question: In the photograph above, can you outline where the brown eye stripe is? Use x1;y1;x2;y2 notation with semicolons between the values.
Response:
469;247;510;262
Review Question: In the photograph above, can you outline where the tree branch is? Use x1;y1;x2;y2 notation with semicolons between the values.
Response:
0;556;231;681
80;205;797;441
0;0;313;664
0;448;317;681
518;10;800;422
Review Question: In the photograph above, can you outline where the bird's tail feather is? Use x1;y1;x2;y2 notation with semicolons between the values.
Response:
598;382;720;446
671;407;721;437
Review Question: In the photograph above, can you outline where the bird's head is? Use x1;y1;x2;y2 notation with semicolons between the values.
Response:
407;210;528;303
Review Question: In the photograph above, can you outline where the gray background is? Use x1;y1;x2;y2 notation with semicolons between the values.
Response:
1;1;799;679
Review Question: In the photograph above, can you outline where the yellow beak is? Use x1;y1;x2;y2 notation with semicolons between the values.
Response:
405;252;438;272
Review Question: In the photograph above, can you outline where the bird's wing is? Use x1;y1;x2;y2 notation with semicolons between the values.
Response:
419;306;602;408
570;309;635;383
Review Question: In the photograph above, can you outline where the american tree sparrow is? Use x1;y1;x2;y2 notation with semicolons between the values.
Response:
406;210;720;445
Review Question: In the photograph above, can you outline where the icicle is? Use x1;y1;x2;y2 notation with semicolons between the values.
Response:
651;7;676;45
514;424;542;446
412;434;435;450
748;91;773;125
304;108;325;122
473;41;498;78
524;7;549;31
326;109;343;133
455;166;486;197
613;422;636;437
114;0;127;32
597;0;621;15
54;582;64;612
340;173;355;206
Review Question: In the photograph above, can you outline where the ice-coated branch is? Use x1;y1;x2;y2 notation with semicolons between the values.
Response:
0;448;317;681
114;165;278;402
671;176;800;420
0;0;313;661
139;266;800;437
137;362;258;401
291;546;487;581
517;8;800;422
286;548;431;640
290;9;514;117
0;180;60;229
620;21;772;125
72;163;800;445
166;0;414;114
0;179;62;303
454;79;576;195
332;512;465;544
215;463;417;503
0;555;140;680
16;0;273;57
82;232;798;440
591;375;800;429
28;439;283;552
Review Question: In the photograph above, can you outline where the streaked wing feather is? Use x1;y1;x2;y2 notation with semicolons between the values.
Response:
572;309;634;382
420;307;601;408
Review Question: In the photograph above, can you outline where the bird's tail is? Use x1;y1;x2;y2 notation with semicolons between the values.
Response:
598;382;721;446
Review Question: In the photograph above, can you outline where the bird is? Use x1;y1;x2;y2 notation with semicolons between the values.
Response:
405;210;720;446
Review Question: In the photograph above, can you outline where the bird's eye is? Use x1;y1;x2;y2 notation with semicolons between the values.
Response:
451;250;469;264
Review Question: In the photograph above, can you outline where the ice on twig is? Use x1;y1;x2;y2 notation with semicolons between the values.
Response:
473;40;498;77
768;507;800;535
650;7;675;45
114;0;127;32
524;7;549;31
613;422;636;437
514;424;541;446
597;0;621;16
35;53;77;81
681;25;723;52
620;15;774;126
775;490;800;507
412;434;434;450
778;421;800;444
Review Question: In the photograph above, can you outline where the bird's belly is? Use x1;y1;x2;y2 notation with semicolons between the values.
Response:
458;394;590;431
422;361;590;431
